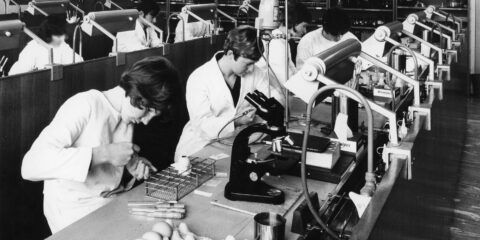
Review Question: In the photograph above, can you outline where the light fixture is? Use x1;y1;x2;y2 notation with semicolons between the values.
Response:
239;0;259;14
0;19;62;80
425;5;462;33
26;0;84;17
402;11;453;49
81;9;164;65
181;3;237;37
362;21;436;81
285;38;423;179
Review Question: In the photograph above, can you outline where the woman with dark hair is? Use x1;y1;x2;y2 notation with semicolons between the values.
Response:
9;15;83;75
21;56;180;234
174;26;285;161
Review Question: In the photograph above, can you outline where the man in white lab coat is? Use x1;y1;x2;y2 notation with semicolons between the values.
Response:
9;15;83;75
116;0;163;52
21;56;181;234
256;1;311;86
296;7;358;70
174;26;285;161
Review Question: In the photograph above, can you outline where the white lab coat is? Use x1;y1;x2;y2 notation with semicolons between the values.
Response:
9;40;83;75
21;87;133;233
296;27;358;70
256;28;296;86
174;13;212;43
174;52;285;161
116;20;162;52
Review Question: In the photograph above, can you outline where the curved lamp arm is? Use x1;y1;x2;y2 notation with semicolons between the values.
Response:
301;84;375;240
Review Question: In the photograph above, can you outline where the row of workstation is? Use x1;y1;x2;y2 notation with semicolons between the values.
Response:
0;35;225;240
41;4;469;240
0;0;236;76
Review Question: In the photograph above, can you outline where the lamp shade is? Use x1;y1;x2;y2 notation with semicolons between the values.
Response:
81;9;139;36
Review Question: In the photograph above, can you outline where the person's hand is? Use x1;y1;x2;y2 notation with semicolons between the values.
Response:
92;142;140;167
126;156;158;180
234;108;256;127
66;10;80;24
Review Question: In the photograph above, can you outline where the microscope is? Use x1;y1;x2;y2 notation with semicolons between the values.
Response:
224;90;288;204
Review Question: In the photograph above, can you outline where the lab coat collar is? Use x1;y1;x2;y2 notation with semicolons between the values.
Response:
134;20;147;44
100;86;124;120
208;52;239;108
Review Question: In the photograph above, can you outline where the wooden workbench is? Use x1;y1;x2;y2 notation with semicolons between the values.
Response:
47;142;338;240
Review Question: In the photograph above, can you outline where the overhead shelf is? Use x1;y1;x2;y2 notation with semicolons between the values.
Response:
351;26;376;30
341;8;393;12
397;6;467;11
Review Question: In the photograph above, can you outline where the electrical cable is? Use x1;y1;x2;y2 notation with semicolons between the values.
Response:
204;108;259;146
301;85;374;240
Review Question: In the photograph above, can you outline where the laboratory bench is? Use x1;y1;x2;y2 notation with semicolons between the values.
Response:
46;91;427;240
46;143;339;240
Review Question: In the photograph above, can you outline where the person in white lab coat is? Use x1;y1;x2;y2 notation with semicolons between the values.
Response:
21;56;181;234
116;0;163;52
256;1;311;86
9;15;83;75
296;7;358;70
173;0;213;43
174;14;212;43
174;26;285;161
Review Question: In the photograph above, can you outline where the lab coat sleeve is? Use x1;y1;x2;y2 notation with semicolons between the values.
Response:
62;43;83;63
21;94;93;182
174;20;194;43
295;37;311;71
150;28;163;47
9;43;37;75
185;74;235;139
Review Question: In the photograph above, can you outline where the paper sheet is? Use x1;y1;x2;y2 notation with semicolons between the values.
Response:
349;192;371;218
285;74;320;103
334;113;353;141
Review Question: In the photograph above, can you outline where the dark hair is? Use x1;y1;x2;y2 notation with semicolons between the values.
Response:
38;15;67;43
322;7;351;36
137;0;160;17
120;56;180;114
223;25;263;61
278;2;311;29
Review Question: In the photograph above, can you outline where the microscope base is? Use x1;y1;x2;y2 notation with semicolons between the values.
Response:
224;181;285;205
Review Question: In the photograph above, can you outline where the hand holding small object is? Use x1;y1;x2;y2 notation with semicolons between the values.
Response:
234;108;256;127
127;155;158;180
92;142;140;167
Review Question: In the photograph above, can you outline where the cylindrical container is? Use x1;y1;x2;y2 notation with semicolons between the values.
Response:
254;212;286;240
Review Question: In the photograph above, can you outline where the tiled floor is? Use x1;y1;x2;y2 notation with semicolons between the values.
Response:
369;90;468;240
450;97;480;239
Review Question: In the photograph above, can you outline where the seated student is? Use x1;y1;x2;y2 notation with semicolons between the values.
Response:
116;0;162;52
174;26;285;161
173;0;213;43
9;15;83;75
21;56;180;233
296;7;358;70
174;14;212;43
256;1;311;86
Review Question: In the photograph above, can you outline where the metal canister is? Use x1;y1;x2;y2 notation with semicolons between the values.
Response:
254;212;286;240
